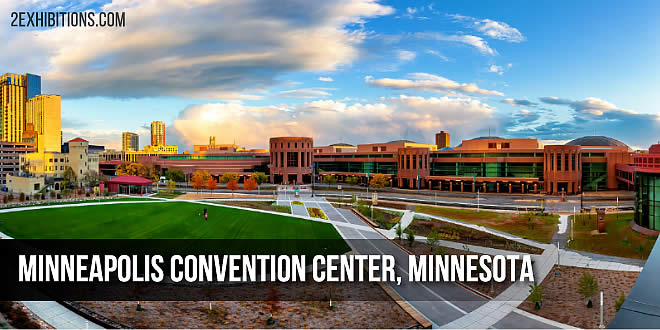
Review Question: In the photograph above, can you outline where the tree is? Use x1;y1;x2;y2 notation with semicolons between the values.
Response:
63;167;77;189
251;172;268;185
191;174;206;196
8;194;14;202
167;179;176;193
207;177;218;196
369;173;390;189
219;172;238;184
2;195;7;204
427;230;439;253
82;170;103;188
116;162;153;180
243;178;257;191
578;271;599;308
191;169;211;183
395;223;403;241
227;179;239;197
528;283;543;310
345;176;359;185
19;193;25;202
165;169;186;182
406;230;415;247
322;175;337;185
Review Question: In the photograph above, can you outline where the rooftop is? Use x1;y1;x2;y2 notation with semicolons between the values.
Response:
565;136;628;147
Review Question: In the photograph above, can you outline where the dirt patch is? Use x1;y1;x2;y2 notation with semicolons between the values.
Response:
215;201;291;214
78;283;416;328
0;301;53;329
416;205;558;243
519;265;639;329
407;216;543;254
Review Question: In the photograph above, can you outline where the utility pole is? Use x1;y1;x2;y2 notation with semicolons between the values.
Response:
477;188;480;212
599;291;605;328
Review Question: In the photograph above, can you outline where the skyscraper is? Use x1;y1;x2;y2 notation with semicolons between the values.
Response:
25;94;61;153
122;132;139;152
0;73;41;142
151;120;165;146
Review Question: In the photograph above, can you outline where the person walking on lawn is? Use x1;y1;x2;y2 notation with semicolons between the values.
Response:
204;208;208;221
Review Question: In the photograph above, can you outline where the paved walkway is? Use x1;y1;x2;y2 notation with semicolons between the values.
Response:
0;232;104;328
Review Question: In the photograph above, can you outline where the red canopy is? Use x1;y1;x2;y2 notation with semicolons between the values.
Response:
106;176;153;185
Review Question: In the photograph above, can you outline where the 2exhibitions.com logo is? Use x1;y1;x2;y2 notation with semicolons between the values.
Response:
10;11;125;28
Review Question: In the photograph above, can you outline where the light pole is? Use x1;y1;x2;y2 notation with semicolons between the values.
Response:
599;291;605;328
477;188;480;212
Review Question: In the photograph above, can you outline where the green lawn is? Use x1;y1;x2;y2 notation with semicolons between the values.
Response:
0;201;344;240
567;212;657;259
416;205;559;243
0;201;349;256
151;191;185;199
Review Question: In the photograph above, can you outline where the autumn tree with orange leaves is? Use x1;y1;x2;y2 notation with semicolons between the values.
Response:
243;178;257;191
227;179;239;197
207;177;218;196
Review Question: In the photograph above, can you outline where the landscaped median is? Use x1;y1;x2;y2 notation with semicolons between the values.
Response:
307;207;328;220
416;205;559;243
567;212;657;259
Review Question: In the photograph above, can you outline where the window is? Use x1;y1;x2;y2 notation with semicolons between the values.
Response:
381;146;387;151
287;151;298;167
373;146;378;151
550;154;554;171
572;154;576;171
488;143;497;148
295;142;297;148
556;154;561;171
406;155;410;169
502;143;510;148
412;155;417;169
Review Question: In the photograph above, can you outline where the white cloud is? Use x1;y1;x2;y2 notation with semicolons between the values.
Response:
278;88;332;99
415;32;496;55
448;14;525;43
5;0;393;99
318;77;334;82
489;65;504;75
365;73;504;96
425;50;449;61
397;50;417;61
168;94;497;149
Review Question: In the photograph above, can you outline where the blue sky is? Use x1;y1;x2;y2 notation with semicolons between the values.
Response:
2;0;659;150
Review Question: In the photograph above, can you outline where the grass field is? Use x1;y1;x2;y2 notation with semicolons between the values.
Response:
0;201;349;256
567;212;657;259
416;205;559;243
0;201;344;241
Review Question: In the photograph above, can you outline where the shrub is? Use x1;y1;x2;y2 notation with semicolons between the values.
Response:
56;193;61;199
19;193;25;201
272;205;291;214
291;201;304;205
49;191;56;199
406;231;415;247
41;193;45;200
307;208;327;220
3;195;7;204
578;271;599;308
528;283;543;309
8;194;14;202
615;292;626;311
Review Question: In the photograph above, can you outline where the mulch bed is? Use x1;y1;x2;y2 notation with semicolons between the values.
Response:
78;282;417;328
408;217;543;254
519;265;639;328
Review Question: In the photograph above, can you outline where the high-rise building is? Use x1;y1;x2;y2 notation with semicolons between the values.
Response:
122;132;139;152
435;131;450;149
0;73;41;142
151;120;165;146
25;94;61;153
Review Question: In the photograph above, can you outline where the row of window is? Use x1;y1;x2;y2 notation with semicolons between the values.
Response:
430;162;544;179
314;154;395;159
400;154;428;170
271;151;313;168
271;142;312;149
547;152;578;172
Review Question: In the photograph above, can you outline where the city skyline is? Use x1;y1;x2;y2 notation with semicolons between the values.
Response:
2;0;660;151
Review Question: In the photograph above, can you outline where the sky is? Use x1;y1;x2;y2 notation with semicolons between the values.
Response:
2;0;660;151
